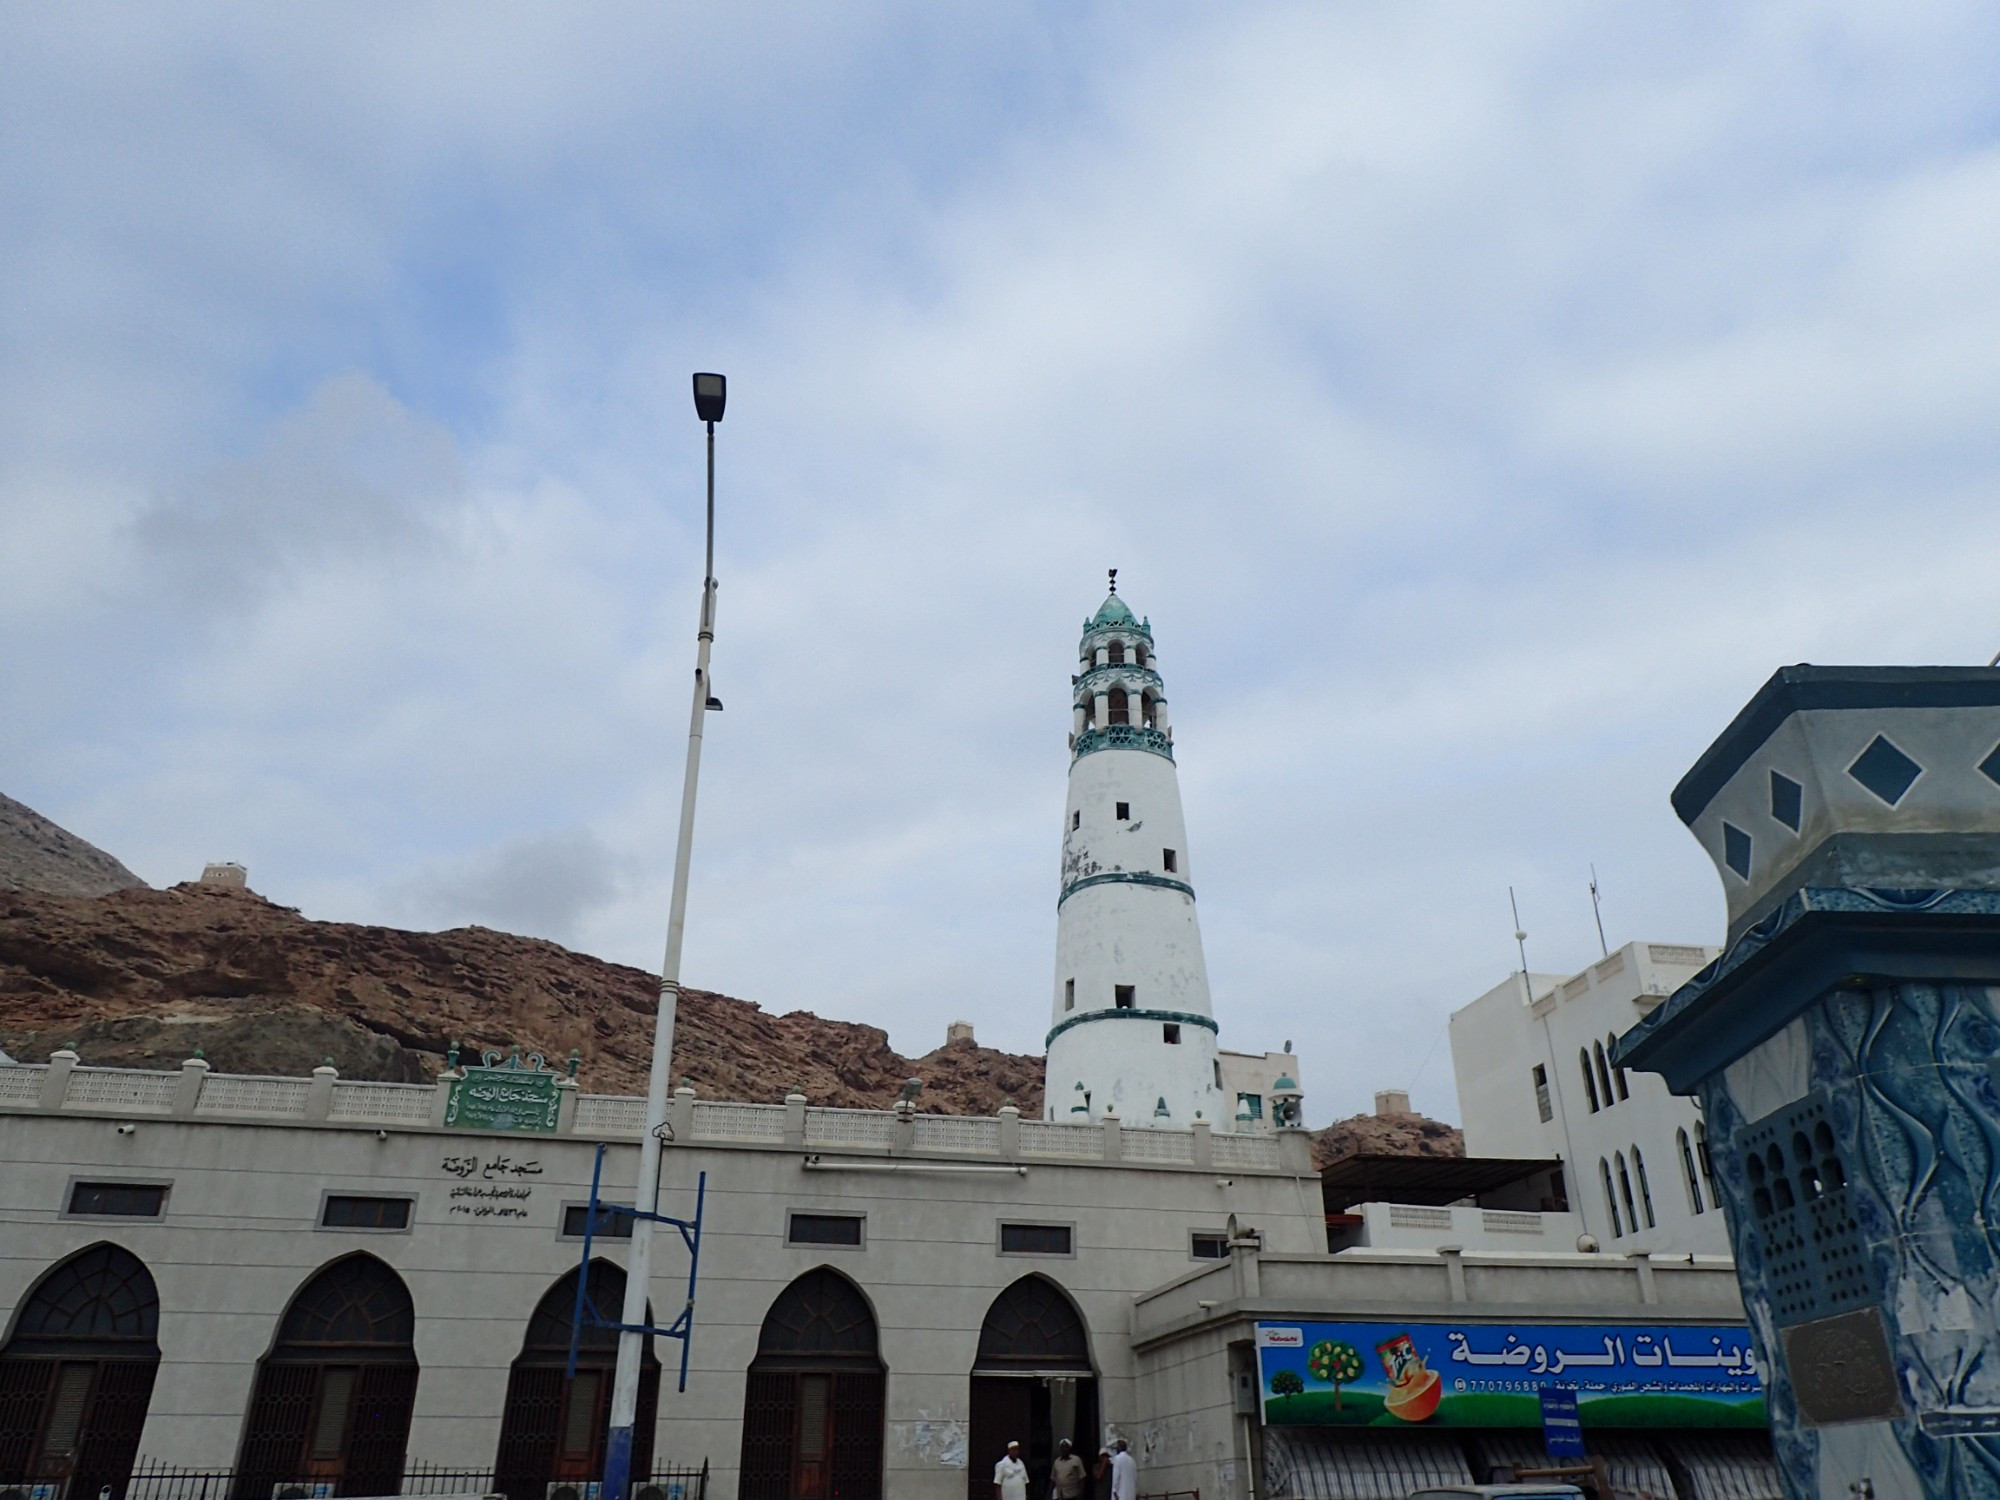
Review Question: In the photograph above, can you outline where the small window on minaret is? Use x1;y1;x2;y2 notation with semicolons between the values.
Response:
1162;849;1177;873
1064;979;1075;1012
1072;810;1080;831
1116;802;1130;820
1115;985;1135;1009
1162;1024;1181;1045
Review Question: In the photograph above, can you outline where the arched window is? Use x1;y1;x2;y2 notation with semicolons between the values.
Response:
1695;1120;1720;1208
739;1269;883;1500
1579;1050;1600;1113
1107;642;1125;666
1594;1042;1615;1110
1678;1128;1705;1214
0;1244;161;1500
1615;1153;1638;1238
1600;1159;1623;1238
1107;688;1130;726
493;1262;658;1500
1608;1034;1630;1101
1633;1146;1656;1228
968;1278;1097;1500
235;1254;417;1500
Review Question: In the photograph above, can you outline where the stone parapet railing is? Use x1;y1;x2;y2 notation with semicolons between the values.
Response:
0;1053;1303;1173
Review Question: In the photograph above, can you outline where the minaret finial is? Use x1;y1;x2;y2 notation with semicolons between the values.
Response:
1108;567;1118;594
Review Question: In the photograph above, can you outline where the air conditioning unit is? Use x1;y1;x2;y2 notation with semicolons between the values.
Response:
545;1484;601;1500
0;1483;63;1500
270;1484;334;1499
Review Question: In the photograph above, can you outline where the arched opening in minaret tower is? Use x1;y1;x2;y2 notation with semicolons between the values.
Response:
1106;688;1129;725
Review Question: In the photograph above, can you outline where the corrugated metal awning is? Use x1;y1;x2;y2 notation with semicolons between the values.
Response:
1661;1433;1783;1500
1260;1429;1471;1500
1465;1431;1674;1498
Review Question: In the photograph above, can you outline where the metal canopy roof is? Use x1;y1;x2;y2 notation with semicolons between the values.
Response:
1317;1152;1560;1209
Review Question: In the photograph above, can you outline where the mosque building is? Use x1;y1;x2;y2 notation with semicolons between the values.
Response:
0;581;1780;1500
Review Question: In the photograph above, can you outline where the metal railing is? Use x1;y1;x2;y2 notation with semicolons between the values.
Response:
116;1458;709;1500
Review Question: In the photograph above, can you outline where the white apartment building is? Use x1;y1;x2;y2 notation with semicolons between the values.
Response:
1450;940;1731;1257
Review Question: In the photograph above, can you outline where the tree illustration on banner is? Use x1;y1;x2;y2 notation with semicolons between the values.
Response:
1269;1369;1303;1410
1308;1339;1364;1411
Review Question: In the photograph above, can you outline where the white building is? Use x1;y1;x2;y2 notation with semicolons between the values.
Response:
1450;940;1729;1256
1047;579;1227;1129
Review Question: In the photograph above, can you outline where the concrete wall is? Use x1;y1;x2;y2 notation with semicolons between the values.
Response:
0;1077;1322;1500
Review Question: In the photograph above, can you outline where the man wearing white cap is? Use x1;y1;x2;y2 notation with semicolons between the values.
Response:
993;1438;1029;1500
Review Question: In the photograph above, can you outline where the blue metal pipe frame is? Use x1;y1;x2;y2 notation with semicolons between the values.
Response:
567;1143;707;1399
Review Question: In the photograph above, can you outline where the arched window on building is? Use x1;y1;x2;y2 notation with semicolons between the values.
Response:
1695;1120;1721;1208
1678;1128;1705;1214
235;1254;417;1500
1106;688;1130;726
1633;1146;1656;1228
1615;1153;1638;1238
1599;1159;1623;1238
1593;1042;1615;1110
493;1262;658;1500
739;1268;884;1500
0;1243;161;1500
1607;1034;1630;1101
1579;1050;1600;1113
968;1277;1096;1500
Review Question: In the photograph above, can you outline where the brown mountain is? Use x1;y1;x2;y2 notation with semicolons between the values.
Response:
0;793;148;898
0;881;1043;1115
1311;1108;1464;1169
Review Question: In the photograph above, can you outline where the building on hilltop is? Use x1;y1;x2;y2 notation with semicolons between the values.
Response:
1450;939;1728;1256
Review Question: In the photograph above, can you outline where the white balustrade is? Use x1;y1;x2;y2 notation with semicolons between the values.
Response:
63;1068;179;1112
911;1115;1001;1155
803;1108;897;1149
1018;1121;1102;1160
328;1081;435;1124
694;1101;788;1143
196;1074;313;1117
1210;1132;1283;1170
573;1094;646;1135
1119;1129;1195;1164
0;1065;49;1106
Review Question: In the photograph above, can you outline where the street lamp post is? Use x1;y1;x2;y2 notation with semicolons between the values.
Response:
602;372;727;1500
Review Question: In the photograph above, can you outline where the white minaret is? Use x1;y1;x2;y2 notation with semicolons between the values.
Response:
1045;572;1224;1130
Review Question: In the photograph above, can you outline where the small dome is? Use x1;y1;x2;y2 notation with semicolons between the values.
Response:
1272;1073;1298;1093
1088;593;1136;629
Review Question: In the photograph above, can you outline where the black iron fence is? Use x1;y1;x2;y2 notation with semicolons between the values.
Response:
103;1459;709;1500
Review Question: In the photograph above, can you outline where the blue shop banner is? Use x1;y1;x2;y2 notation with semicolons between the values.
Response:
1254;1321;1764;1430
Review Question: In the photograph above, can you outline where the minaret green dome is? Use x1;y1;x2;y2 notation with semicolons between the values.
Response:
1088;593;1136;628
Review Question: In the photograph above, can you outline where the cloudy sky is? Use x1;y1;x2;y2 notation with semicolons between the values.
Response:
7;3;2000;1124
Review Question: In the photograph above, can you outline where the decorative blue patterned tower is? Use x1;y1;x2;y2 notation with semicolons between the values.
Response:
1619;666;2000;1499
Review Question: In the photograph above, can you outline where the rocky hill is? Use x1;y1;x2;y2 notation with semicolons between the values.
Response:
1312;1108;1464;1169
0;881;1044;1114
1;793;148;898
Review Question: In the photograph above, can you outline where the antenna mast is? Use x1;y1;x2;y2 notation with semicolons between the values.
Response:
1589;864;1608;958
1510;886;1533;1004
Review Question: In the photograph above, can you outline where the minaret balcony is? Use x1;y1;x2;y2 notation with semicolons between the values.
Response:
1072;724;1175;762
1074;663;1163;693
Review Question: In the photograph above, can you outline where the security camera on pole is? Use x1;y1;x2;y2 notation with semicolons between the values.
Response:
602;372;728;1500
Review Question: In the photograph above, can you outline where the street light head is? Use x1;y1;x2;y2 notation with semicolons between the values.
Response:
692;372;727;424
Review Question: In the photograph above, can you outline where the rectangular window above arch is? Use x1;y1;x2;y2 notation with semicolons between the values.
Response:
65;1180;168;1218
999;1221;1074;1256
319;1193;414;1232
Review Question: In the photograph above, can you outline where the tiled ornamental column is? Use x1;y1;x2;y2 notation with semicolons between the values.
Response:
1617;666;2000;1500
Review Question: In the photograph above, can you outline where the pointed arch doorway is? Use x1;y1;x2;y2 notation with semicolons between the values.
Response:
966;1277;1096;1500
492;1261;659;1500
737;1269;884;1500
234;1254;418;1499
0;1243;163;1500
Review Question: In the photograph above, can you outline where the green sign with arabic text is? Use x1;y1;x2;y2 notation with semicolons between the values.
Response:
445;1065;561;1134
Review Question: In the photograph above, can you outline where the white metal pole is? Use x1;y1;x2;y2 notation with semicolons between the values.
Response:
603;418;717;1500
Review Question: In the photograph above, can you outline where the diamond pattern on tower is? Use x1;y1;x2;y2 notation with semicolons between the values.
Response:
1769;771;1803;832
1742;1100;1870;1328
1847;735;1921;806
1722;822;1752;880
1980;743;2000;788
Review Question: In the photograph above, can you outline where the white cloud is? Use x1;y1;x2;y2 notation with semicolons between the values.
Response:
6;4;2000;1124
